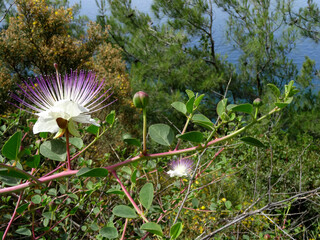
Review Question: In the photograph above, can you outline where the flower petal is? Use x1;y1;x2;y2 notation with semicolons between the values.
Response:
33;116;60;134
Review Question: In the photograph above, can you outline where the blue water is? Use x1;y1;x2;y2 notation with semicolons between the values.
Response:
66;1;320;89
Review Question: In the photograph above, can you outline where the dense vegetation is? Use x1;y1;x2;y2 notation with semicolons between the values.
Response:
0;0;319;239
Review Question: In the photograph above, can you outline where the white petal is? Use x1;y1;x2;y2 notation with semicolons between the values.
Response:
33;116;60;134
167;170;176;177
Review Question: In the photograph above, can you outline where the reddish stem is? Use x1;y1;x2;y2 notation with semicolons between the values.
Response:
111;171;149;222
120;218;129;240
3;190;24;239
65;129;71;170
35;214;71;239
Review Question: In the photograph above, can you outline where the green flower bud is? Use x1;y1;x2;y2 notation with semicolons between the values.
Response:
133;91;149;109
253;98;263;107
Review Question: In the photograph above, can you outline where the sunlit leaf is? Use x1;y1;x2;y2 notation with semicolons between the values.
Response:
177;131;204;143
171;102;187;115
112;205;137;218
40;140;66;161
149;124;174;146
2;132;22;160
140;222;163;237
139;183;154;210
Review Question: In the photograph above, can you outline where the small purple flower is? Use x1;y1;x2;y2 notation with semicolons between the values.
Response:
10;70;114;135
167;158;194;177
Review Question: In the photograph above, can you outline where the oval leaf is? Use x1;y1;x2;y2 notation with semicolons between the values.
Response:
240;137;265;148
68;138;83;149
267;83;281;97
123;134;141;147
140;222;163;237
112;205;137;218
170;222;183;240
76;167;108;177
171;102;187;115
149;124;174;146
185;89;195;99
40;140;66;161
194;94;205;108
225;200;232;209
31;195;42;204
139;183;154;210
26;155;40;168
231;103;253;114
186;96;195;114
2;131;22;160
86;125;99;136
217;98;228;117
106;188;125;195
177;131;204;143
106;110;116;125
15;228;31;236
275;102;289;109
100;226;118;239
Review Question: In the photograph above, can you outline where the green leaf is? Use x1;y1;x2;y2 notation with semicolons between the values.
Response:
106;110;116;125
100;226;118;239
240;137;265;148
192;198;199;208
15;228;31;236
185;89;195;99
170;222;183;240
220;112;230;122
225;200;232;209
31;195;42;204
275;97;293;109
186;96;195;114
112;205;137;218
226;104;237;112
194;94;205;108
177;131;204;143
123;134;141;147
217;98;228;117
86;125;99;136
90;223;99;231
68;138;83;149
17;203;29;214
275;102;289;109
42;211;55;220
106;189;125;195
149;124;174;146
76;167;108;177
230;103;253;114
192;114;213;128
131;169;137;184
26;155;40;168
140;222;163;237
285;80;294;97
2;131;22;160
171;102;187;115
39;132;48;139
68;120;80;137
0;168;30;180
40;140;66;161
267;83;281;97
139;183;154;210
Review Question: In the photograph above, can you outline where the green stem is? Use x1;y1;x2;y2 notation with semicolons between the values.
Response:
142;108;147;155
